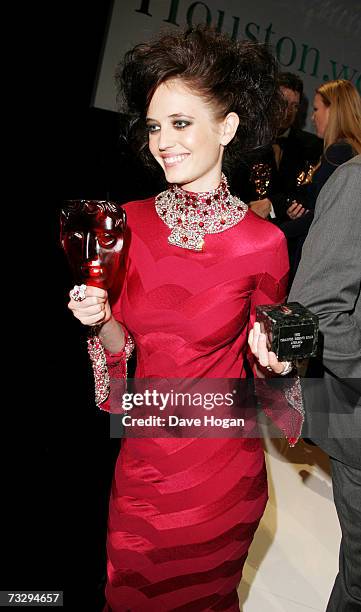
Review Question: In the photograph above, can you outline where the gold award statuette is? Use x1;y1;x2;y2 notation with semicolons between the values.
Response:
250;162;272;198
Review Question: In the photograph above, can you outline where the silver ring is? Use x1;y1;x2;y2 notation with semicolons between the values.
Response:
70;284;87;302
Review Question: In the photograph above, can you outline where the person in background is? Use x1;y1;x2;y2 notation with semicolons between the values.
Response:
231;72;323;220
288;155;361;612
249;154;361;611
280;79;361;283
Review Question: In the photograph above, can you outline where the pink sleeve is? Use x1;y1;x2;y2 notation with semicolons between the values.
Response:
247;234;304;446
87;326;134;413
87;245;134;413
247;234;289;374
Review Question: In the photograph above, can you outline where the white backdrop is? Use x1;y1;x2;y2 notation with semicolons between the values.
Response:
93;0;361;131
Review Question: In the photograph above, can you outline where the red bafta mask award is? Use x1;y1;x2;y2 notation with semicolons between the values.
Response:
60;200;127;290
60;200;129;407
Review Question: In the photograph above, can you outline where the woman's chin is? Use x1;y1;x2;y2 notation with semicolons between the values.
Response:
164;167;190;184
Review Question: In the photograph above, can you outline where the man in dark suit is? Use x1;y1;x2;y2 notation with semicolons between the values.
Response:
231;72;323;221
288;155;361;611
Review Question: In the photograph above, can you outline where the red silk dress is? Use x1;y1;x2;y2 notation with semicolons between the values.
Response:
102;197;289;611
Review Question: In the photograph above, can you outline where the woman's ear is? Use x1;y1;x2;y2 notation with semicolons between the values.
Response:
220;112;239;146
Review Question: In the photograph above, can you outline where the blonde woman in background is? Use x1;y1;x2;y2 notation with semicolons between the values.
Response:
281;79;361;282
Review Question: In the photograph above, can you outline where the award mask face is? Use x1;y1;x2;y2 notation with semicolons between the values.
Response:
60;200;127;289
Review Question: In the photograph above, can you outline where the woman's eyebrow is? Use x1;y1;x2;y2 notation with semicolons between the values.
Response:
168;113;195;119
146;113;195;121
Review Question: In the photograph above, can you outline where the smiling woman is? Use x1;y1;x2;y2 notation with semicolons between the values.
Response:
67;26;301;612
117;26;284;174
146;80;239;192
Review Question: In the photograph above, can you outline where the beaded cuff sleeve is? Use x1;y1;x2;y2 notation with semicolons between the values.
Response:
254;375;304;446
87;327;134;410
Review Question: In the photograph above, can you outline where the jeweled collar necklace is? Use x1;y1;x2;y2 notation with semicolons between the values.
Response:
155;174;247;251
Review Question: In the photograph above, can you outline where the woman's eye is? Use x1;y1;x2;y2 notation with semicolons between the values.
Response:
146;124;160;133
174;120;190;129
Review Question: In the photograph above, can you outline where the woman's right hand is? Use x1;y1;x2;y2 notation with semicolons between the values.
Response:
68;285;112;327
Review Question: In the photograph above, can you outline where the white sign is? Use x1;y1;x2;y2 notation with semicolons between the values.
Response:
93;0;361;131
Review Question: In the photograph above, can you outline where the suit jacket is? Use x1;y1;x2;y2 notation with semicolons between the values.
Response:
230;127;323;220
288;155;361;468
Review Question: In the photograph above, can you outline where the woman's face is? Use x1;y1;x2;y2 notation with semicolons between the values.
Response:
146;79;237;192
312;93;329;138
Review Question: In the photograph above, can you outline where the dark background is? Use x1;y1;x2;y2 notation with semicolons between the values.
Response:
2;2;162;610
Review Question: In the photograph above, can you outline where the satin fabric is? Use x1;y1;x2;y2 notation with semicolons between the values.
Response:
103;197;289;611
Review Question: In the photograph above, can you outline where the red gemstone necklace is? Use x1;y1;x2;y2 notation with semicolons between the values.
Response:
155;174;248;251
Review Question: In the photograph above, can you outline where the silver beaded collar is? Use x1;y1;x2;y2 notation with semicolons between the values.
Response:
155;174;248;251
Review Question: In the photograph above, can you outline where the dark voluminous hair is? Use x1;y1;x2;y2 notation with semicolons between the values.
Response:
116;26;285;171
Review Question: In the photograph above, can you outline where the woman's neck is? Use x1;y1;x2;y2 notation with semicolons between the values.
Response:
175;172;223;194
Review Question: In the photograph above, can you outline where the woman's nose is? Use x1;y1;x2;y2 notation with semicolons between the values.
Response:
158;127;175;151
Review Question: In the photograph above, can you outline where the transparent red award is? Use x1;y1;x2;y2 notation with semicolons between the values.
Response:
60;200;129;406
60;200;127;290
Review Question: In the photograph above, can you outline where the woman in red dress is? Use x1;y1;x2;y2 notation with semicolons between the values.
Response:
69;27;300;611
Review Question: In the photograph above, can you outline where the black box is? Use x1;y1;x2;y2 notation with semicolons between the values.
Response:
256;302;318;360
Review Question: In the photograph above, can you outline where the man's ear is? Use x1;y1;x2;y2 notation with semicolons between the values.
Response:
220;112;239;146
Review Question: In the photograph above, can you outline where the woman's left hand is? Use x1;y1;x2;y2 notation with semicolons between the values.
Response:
248;322;288;374
286;200;308;219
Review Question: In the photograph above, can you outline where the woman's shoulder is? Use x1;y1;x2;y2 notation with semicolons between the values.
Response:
121;196;156;221
324;141;354;166
122;195;156;211
244;208;286;251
